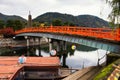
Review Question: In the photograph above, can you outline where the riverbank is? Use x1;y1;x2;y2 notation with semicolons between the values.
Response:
0;38;48;48
93;53;120;80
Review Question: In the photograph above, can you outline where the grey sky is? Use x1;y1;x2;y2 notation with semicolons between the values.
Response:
0;0;111;20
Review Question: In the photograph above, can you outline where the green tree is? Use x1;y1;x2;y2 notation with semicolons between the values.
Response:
32;22;40;27
6;20;15;28
14;20;23;30
0;20;5;29
106;0;120;27
69;23;75;26
52;19;62;26
63;22;70;26
6;20;24;30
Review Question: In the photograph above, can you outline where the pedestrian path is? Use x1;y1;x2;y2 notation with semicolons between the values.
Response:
63;66;101;80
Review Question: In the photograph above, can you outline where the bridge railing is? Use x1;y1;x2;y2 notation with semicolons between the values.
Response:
15;26;120;42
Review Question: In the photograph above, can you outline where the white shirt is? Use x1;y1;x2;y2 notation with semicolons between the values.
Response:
18;56;26;64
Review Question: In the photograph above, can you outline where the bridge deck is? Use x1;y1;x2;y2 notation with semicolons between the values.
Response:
15;26;120;42
0;56;60;80
15;26;120;53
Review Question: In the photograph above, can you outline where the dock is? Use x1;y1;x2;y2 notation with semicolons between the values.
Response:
0;56;60;80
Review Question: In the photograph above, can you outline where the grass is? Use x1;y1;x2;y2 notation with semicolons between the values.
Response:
93;59;120;80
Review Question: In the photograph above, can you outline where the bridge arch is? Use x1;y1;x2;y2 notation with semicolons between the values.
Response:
16;32;120;53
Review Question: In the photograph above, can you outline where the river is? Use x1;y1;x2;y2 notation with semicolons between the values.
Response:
0;39;109;69
36;43;109;69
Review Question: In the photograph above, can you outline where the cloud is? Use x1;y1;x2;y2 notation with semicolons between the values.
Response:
0;0;111;20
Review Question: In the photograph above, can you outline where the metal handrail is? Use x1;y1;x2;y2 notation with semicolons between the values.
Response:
15;26;120;42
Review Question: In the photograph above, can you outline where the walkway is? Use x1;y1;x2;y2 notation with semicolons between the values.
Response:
63;66;102;80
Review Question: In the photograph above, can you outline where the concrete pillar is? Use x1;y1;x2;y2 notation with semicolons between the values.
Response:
56;40;60;52
60;41;68;67
56;40;67;52
32;37;36;55
38;38;41;56
32;37;35;48
62;41;67;50
26;38;30;56
48;38;52;52
64;41;67;50
25;36;30;56
35;48;39;56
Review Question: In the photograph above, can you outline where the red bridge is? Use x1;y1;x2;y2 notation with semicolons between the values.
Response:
16;26;120;42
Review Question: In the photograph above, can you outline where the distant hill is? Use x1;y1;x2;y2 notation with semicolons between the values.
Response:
76;15;109;27
33;12;77;25
0;13;26;21
33;12;109;27
0;12;109;28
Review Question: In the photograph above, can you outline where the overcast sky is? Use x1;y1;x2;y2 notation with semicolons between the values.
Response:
0;0;111;20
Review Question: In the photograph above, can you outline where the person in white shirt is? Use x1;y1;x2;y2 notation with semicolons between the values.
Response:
18;54;26;64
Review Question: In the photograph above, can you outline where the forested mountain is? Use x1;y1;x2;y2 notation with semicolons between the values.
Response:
0;13;26;30
76;15;109;27
0;13;26;21
33;12;77;26
0;12;109;28
33;12;109;27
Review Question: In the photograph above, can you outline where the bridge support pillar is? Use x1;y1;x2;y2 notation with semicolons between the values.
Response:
55;40;67;52
61;41;68;67
38;38;41;56
48;38;52;52
63;41;67;50
27;38;30;56
25;36;30;56
56;40;61;52
32;37;37;55
32;37;35;49
35;38;42;56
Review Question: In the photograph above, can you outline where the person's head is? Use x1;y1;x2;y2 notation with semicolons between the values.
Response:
21;54;25;57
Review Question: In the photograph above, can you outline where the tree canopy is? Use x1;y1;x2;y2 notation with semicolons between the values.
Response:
0;19;26;30
106;0;120;27
0;27;15;38
0;20;5;29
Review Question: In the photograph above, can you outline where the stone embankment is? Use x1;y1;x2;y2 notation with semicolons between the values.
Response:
0;38;48;47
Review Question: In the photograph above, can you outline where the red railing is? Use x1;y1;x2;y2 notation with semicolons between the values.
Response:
15;26;120;42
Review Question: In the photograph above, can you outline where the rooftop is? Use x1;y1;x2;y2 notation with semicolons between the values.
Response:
0;56;60;80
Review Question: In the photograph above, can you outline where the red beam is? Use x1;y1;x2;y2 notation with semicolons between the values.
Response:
15;26;120;42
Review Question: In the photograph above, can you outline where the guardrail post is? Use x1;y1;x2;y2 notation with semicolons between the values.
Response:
50;24;53;32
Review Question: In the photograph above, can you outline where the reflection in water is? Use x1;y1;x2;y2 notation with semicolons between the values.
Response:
36;49;50;57
0;43;108;69
38;48;108;69
66;49;107;69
